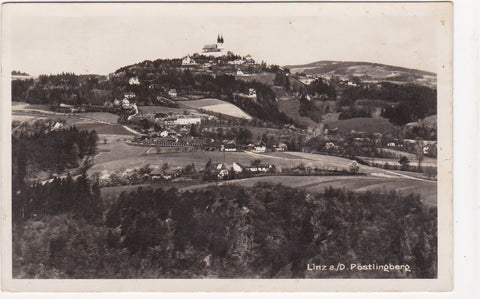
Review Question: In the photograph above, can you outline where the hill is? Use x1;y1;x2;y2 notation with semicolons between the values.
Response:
285;61;436;88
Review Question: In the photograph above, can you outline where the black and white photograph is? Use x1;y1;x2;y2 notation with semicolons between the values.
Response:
1;2;454;292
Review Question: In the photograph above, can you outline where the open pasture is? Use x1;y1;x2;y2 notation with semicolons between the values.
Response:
326;117;396;135
181;99;252;119
138;106;188;115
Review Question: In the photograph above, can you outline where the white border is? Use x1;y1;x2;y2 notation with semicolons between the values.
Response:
0;0;476;296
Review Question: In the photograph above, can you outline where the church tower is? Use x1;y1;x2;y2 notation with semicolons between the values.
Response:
217;34;224;50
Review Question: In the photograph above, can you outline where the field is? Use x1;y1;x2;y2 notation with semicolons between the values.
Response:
182;175;436;206
277;98;320;128
74;123;134;135
89;139;434;181
138;106;188;115
12;102;135;136
326;117;396;135
181;99;252;119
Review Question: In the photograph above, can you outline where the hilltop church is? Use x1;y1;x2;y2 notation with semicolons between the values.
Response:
202;34;225;57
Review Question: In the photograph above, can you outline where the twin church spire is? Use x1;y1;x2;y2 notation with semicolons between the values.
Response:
217;34;224;44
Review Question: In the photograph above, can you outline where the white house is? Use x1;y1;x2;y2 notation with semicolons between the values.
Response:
228;59;245;65
121;98;132;109
168;89;177;97
232;162;243;173
253;145;266;153
129;77;140;85
174;116;201;125
325;142;335;150
182;56;197;66
124;92;136;99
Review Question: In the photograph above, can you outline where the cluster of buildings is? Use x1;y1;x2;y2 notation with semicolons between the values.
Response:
214;161;273;179
219;140;287;153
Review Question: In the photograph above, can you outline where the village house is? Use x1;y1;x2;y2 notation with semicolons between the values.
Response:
221;140;237;152
232;162;243;173
247;164;272;173
129;77;140;85
182;56;197;66
58;103;76;113
124;92;136;99
325;142;336;150
273;143;288;152
228;58;246;65
168;89;178;98
252;145;266;153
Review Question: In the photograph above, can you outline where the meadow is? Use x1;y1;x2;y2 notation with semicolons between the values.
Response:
326;117;396;135
181;99;252;119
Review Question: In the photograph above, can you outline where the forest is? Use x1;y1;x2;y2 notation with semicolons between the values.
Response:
12;180;437;279
12;124;98;189
340;82;437;125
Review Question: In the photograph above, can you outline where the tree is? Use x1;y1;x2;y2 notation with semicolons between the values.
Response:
250;159;263;168
189;124;198;137
416;140;424;170
398;156;410;171
161;162;169;171
70;142;81;166
349;161;360;174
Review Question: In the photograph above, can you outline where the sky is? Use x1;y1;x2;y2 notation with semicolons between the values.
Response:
8;14;437;76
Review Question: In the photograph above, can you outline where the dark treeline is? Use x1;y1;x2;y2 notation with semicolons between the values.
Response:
12;79;34;102
13;174;103;224
13;180;437;279
304;78;337;100
12;126;98;188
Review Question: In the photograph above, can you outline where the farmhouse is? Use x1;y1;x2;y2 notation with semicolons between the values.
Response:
221;140;237;152
252;145;266;153
124;92;136;99
228;58;245;65
168;89;178;97
58;103;75;112
247;165;271;173
182;56;197;66
232;162;243;173
273;143;288;152
129;77;140;85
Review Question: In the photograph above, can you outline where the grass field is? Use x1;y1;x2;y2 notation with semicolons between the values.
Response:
74;123;134;135
277;98;320;128
93;136;147;165
181;99;252;119
326;117;396;135
88;143;433;180
77;112;119;124
138;106;189;115
180;175;436;206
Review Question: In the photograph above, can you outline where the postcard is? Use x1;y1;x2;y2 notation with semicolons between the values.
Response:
1;1;453;292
